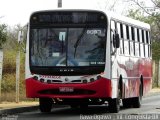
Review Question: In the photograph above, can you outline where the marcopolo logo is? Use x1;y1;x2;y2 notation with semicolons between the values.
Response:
87;30;102;35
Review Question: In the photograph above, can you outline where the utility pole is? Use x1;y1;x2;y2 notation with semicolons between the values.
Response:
16;31;23;103
16;48;20;103
0;16;4;102
0;49;3;102
58;0;62;8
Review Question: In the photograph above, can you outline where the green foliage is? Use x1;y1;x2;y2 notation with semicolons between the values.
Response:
127;9;160;24
127;9;160;60
0;24;7;48
152;41;160;60
127;9;144;21
2;51;16;74
2;50;25;90
0;24;36;102
1;50;27;101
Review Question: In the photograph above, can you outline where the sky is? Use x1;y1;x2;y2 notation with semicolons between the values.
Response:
0;0;154;26
0;0;127;26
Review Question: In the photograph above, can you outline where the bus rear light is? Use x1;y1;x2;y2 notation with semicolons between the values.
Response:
33;76;38;80
40;79;44;82
90;78;95;82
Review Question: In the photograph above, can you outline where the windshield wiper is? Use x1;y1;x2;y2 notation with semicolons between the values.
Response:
74;28;86;58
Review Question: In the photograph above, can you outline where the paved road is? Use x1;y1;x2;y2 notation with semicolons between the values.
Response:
5;94;160;120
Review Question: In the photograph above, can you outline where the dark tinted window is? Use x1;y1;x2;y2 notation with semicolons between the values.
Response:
30;11;107;25
120;23;123;38
137;29;140;42
131;27;135;41
126;25;129;39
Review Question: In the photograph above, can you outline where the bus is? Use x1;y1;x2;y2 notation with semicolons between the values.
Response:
24;9;152;113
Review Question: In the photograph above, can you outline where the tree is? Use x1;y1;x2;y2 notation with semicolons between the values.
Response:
126;0;160;60
3;24;27;51
0;24;7;48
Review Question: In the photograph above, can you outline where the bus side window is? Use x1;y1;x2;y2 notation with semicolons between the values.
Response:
146;31;149;44
140;29;144;57
131;27;135;41
130;26;135;56
148;31;151;57
111;20;116;37
146;31;150;57
135;28;139;57
111;20;117;53
144;30;148;57
120;23;124;55
120;23;124;38
117;22;124;55
137;28;141;57
126;25;130;40
142;30;145;57
127;25;131;55
123;24;129;56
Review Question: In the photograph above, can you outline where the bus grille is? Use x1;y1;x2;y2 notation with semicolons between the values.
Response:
38;89;96;95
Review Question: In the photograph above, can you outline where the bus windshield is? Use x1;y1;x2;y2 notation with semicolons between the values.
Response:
30;27;106;67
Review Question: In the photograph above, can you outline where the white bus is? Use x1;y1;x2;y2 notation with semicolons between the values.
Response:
24;9;152;113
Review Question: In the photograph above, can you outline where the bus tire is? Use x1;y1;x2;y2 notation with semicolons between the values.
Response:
132;83;143;108
80;104;88;110
39;98;53;113
122;98;132;108
70;104;79;109
108;81;121;113
108;98;120;113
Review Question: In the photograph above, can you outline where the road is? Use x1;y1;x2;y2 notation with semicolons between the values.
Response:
6;94;160;120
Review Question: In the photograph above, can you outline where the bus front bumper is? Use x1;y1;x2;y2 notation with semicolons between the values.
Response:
26;77;112;99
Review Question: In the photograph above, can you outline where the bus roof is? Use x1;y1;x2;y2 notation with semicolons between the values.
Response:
105;10;150;30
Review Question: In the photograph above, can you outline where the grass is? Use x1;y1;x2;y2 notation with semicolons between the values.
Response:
1;50;34;102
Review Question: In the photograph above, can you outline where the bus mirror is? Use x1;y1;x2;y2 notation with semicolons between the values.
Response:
113;33;120;48
18;31;24;43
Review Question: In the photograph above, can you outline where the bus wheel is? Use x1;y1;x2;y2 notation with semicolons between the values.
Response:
39;98;53;113
80;104;88;110
70;104;79;109
122;98;132;108
108;98;120;113
132;83;143;108
108;81;121;113
109;84;121;113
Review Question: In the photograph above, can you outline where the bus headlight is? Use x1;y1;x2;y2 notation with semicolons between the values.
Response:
40;78;44;83
47;80;51;84
97;75;102;80
33;76;38;80
83;79;87;83
90;78;95;82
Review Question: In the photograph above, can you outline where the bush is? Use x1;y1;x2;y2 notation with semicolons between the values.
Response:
1;50;30;102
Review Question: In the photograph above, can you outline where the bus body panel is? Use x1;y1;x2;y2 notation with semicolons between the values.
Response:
26;77;112;98
110;12;152;99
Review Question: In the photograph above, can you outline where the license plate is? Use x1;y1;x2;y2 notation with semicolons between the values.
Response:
59;87;74;92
